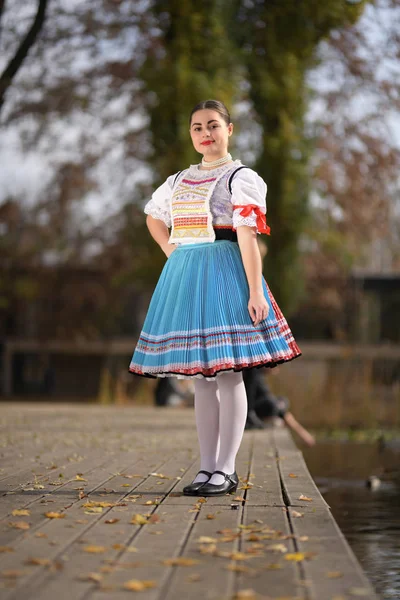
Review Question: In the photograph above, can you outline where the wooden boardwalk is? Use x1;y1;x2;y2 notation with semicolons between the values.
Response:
0;403;378;600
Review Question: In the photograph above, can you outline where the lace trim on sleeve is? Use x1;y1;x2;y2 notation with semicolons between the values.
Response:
232;207;258;230
144;199;171;228
232;205;270;235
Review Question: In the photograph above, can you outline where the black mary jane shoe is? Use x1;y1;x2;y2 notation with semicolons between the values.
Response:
182;470;212;496
198;470;239;497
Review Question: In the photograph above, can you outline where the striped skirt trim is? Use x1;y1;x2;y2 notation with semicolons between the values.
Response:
129;240;301;380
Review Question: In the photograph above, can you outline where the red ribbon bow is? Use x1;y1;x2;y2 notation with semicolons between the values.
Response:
234;205;271;235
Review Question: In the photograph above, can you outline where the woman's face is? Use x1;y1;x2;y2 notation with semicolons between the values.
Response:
189;109;233;160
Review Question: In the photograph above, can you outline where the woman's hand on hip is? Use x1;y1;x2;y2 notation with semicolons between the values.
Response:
248;291;269;326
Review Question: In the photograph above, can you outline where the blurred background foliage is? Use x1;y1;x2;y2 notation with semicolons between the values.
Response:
0;0;399;341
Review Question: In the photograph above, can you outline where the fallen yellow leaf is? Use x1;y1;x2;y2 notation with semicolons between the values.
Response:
84;507;103;514
12;509;30;516
105;518;120;524
267;544;288;553
25;557;51;566
149;472;170;479
265;563;282;570
199;544;217;555
44;512;65;519
298;494;313;502
225;564;253;573
2;569;24;578
75;475;87;481
0;546;14;553
122;579;157;591
130;514;149;525
284;552;305;562
162;558;200;566
79;572;103;583
291;510;303;518
288;473;298;478
206;514;216;520
197;536;217;544
83;545;107;554
8;521;30;530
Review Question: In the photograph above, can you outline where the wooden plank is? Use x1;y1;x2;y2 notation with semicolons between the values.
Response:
0;452;189;598
235;506;306;599
161;505;243;600
288;507;378;600
273;429;328;509
244;429;285;507
0;404;380;600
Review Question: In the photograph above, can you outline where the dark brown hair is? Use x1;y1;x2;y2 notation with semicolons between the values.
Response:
189;100;231;126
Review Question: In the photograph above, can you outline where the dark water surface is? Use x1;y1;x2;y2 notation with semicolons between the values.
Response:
303;441;400;600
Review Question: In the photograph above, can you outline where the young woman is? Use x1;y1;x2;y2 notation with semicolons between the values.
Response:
129;99;301;497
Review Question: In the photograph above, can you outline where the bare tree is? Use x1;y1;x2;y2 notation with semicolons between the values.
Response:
0;0;48;113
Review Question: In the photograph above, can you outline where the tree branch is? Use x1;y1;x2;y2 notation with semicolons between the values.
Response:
0;0;49;113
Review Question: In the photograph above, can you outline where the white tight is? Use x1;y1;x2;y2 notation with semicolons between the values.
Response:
193;371;248;486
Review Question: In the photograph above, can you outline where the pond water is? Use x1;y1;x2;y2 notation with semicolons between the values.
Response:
303;441;400;600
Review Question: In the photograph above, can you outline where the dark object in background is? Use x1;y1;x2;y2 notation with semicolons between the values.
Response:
154;377;189;407
243;369;315;447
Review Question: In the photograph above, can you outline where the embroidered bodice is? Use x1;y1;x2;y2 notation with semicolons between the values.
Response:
144;160;269;244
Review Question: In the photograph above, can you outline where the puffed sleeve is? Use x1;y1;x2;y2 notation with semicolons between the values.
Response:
144;174;178;228
231;168;270;235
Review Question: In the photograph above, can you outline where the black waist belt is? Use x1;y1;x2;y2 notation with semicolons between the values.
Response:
214;228;238;242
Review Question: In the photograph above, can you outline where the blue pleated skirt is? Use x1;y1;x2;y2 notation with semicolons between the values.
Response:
129;240;301;379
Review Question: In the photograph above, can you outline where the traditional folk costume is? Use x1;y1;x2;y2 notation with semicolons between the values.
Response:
129;159;301;379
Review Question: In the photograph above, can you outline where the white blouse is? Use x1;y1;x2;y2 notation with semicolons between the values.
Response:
144;161;268;238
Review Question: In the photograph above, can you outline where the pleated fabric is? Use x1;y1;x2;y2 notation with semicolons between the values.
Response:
129;240;301;379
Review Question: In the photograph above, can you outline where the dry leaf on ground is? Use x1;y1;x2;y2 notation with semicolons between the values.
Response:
298;494;313;502
11;509;30;516
2;570;24;578
25;557;51;566
288;473;298;478
79;572;103;583
83;545;107;554
0;547;14;553
284;552;315;562
267;544;288;553
44;512;65;519
199;544;217;555
105;518;120;524
291;511;303;518
8;521;30;530
130;514;150;525
122;579;157;591
162;558;200;566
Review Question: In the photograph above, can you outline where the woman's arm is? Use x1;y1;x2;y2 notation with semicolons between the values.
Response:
237;226;269;326
146;215;176;257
